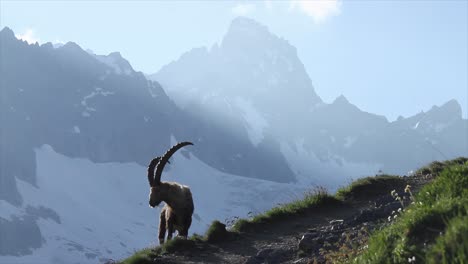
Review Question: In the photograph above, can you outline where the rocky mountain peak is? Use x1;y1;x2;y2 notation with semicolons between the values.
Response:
429;99;462;118
220;16;293;59
59;41;90;57
0;27;15;40
154;17;321;97
333;95;350;105
224;16;270;40
415;99;464;129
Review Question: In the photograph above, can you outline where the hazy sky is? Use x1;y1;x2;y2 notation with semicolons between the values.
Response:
1;1;467;120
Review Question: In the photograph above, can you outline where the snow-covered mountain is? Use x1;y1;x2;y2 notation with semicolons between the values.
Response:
151;16;468;178
0;26;295;263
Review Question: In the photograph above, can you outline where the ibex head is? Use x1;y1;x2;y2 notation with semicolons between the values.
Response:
147;142;193;208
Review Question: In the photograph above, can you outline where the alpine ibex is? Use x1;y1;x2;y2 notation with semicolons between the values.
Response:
147;142;194;244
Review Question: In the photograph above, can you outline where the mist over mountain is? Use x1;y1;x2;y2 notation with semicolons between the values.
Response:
153;17;322;140
151;17;467;181
0;17;466;264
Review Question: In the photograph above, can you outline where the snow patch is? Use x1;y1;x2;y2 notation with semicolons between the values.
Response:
0;200;22;221
234;97;269;146
280;138;381;191
80;87;115;115
344;136;356;148
1;143;303;263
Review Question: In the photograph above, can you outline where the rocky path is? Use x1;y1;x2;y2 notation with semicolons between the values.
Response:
144;174;431;264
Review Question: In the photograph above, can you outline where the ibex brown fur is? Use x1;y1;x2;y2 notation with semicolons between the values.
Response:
147;142;194;244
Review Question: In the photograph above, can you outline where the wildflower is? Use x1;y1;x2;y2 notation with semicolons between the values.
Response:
404;185;412;193
388;216;392;222
393;215;398;219
408;256;416;263
398;208;402;213
392;210;396;215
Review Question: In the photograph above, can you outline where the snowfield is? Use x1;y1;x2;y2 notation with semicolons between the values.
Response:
280;138;382;191
234;97;269;147
0;143;305;264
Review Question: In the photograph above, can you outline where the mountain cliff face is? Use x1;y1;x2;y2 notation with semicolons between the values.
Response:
0;26;176;206
345;99;468;173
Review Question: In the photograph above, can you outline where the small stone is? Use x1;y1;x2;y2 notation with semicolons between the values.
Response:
298;233;324;252
245;248;291;264
329;219;344;225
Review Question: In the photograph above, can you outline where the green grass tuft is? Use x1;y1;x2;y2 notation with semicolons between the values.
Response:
120;248;156;264
205;220;229;243
232;187;342;232
426;215;468;264
415;157;468;176
157;237;197;254
335;174;405;201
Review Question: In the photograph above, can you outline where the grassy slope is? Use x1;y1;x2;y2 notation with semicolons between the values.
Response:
353;160;468;264
232;187;342;232
120;158;467;264
335;174;405;201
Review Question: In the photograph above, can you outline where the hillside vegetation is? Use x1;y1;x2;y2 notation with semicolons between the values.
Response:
354;158;468;263
119;157;467;264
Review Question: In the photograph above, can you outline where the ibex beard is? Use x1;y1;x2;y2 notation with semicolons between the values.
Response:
147;142;195;244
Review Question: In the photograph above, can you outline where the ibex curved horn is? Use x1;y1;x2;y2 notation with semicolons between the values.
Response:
154;142;193;184
147;157;160;187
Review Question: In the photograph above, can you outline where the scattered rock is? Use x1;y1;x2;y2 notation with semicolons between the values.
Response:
329;219;343;225
244;248;292;264
298;232;323;252
292;257;308;264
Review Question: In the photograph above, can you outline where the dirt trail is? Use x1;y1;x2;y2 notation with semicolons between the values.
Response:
152;203;364;264
149;174;430;264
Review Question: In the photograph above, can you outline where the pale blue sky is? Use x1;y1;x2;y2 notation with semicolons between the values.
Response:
1;1;467;120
